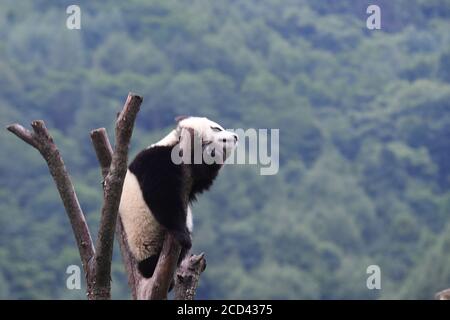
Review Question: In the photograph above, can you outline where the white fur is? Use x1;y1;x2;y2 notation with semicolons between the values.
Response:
119;170;164;261
149;117;238;153
120;170;193;262
149;129;178;148
186;206;193;233
180;117;238;161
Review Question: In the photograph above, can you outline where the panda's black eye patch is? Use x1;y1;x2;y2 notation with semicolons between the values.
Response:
210;126;223;132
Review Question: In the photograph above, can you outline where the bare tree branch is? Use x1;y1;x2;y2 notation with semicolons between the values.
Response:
6;123;39;148
7;93;142;300
174;253;207;300
90;127;141;299
147;233;182;300
6;121;95;279
93;93;142;299
436;288;450;300
91;128;114;180
135;234;182;300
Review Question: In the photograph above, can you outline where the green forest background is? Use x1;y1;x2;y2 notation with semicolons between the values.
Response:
1;0;450;299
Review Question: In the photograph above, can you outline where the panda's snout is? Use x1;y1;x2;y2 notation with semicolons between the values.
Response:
221;134;238;144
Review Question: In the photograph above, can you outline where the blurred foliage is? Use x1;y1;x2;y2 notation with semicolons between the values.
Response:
0;0;449;299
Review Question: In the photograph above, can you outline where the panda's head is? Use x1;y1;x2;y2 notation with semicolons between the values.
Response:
175;116;238;164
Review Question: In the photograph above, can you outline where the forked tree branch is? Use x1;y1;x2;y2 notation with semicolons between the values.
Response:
7;92;205;300
93;93;142;299
7;93;142;300
90;128;141;299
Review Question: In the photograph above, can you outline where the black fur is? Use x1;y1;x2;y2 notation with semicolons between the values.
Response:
137;247;191;279
139;259;177;292
138;255;159;278
129;144;221;278
190;163;221;199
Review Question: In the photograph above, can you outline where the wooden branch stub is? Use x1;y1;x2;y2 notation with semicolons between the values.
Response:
174;253;207;300
436;288;450;300
90;128;113;179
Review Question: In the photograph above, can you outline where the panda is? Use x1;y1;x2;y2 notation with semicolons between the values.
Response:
119;116;238;279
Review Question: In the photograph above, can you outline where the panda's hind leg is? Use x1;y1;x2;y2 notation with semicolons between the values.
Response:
138;254;159;278
137;247;189;278
137;247;190;293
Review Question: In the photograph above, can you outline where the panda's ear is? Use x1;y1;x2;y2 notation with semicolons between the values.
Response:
175;115;190;123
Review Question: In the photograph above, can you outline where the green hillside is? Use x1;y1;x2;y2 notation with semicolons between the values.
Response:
0;0;449;299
